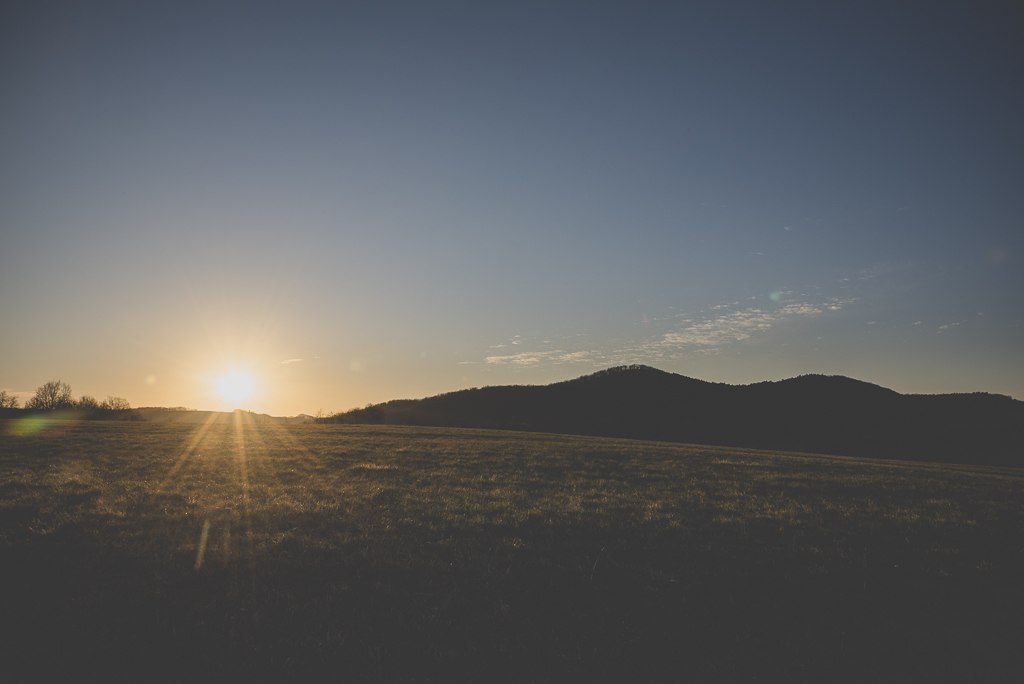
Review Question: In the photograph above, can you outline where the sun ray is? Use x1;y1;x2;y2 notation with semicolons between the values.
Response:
233;409;257;591
151;409;223;500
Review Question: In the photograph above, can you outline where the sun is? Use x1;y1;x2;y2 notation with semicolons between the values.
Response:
216;370;255;404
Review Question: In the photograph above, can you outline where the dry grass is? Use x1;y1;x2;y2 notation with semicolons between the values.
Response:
2;418;1023;682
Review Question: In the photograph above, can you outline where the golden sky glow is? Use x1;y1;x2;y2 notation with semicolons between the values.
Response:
0;3;1021;415
215;371;255;407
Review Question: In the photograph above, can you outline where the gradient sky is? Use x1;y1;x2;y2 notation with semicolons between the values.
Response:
2;0;1022;416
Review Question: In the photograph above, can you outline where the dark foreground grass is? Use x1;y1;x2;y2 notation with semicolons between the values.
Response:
1;419;1022;682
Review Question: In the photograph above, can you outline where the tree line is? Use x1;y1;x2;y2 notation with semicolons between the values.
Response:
313;404;387;424
0;381;141;420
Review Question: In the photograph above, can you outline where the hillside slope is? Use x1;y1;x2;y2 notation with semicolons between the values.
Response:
324;366;1024;466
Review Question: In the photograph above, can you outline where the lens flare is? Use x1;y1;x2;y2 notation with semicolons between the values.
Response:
9;415;51;436
194;520;210;571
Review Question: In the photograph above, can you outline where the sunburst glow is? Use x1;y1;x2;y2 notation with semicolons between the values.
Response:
216;371;255;404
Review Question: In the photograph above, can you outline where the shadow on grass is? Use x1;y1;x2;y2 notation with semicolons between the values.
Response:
2;421;1023;682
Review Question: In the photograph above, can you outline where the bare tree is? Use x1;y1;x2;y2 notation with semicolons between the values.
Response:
0;390;19;408
77;395;100;410
26;380;74;411
101;396;131;411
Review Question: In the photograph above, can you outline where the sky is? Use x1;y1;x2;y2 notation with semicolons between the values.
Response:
1;0;1022;416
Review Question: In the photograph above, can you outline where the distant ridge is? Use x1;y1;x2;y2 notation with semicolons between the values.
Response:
134;408;310;425
321;365;1024;467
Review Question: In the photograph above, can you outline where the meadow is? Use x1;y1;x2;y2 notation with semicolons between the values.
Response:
2;418;1022;682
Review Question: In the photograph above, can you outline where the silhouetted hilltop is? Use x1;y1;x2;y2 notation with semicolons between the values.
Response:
321;365;1023;467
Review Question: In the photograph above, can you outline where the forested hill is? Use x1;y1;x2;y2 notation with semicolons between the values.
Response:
323;365;1024;467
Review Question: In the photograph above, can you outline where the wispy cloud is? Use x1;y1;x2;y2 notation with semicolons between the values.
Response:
477;296;856;370
485;350;602;367
653;309;783;347
636;298;854;357
280;358;303;364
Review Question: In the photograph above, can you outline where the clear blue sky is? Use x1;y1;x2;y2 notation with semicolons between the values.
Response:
2;0;1022;415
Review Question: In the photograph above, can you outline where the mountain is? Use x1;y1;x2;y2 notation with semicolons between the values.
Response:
321;365;1024;467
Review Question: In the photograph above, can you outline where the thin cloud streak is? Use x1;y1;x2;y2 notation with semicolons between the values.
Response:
482;297;856;368
631;298;855;359
649;302;840;350
484;350;602;367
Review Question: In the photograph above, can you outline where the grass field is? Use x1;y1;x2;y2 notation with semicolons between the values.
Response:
2;418;1023;682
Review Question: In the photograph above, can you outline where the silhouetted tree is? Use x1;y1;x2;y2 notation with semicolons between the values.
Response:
0;390;19;408
76;395;100;410
25;380;74;411
101;396;131;411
